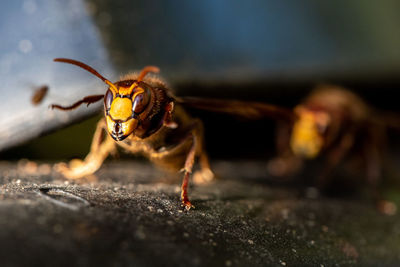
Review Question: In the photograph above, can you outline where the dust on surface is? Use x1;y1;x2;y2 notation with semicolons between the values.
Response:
0;160;399;267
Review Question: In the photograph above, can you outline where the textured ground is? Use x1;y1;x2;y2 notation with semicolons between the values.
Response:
0;160;399;267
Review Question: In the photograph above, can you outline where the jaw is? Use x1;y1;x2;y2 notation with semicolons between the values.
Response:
106;116;138;141
110;132;129;141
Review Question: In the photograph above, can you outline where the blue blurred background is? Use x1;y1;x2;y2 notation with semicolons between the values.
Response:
89;0;400;82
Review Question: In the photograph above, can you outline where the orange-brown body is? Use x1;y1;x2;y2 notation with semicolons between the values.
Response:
179;84;396;214
270;85;396;214
117;103;204;172
271;85;375;177
289;85;370;159
51;59;213;210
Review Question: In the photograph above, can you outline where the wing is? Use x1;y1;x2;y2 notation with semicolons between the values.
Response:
177;97;295;122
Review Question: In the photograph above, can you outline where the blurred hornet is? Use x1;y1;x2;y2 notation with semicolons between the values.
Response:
181;85;399;214
51;58;214;210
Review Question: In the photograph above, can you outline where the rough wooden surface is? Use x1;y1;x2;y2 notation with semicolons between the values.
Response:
0;160;399;267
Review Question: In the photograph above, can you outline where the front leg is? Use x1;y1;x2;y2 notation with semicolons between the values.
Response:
181;119;217;210
364;126;397;215
148;119;208;210
267;122;303;178
317;130;355;190
180;132;197;210
55;118;116;179
192;118;214;184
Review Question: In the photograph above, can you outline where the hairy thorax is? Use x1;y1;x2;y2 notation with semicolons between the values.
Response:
118;104;197;171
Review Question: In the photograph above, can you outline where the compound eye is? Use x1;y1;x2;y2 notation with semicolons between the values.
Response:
104;89;114;110
132;92;149;115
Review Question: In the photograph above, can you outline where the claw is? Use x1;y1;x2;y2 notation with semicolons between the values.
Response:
54;162;69;175
53;159;87;179
181;200;195;211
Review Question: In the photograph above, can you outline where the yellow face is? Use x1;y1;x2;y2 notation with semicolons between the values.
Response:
50;59;159;141
104;81;149;141
290;106;330;159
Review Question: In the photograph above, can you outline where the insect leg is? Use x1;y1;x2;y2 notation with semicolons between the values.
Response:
365;136;381;195
267;122;302;178
365;126;396;215
180;131;197;211
193;120;214;184
180;119;212;210
144;119;211;210
55;118;116;179
317;130;355;190
194;152;214;184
